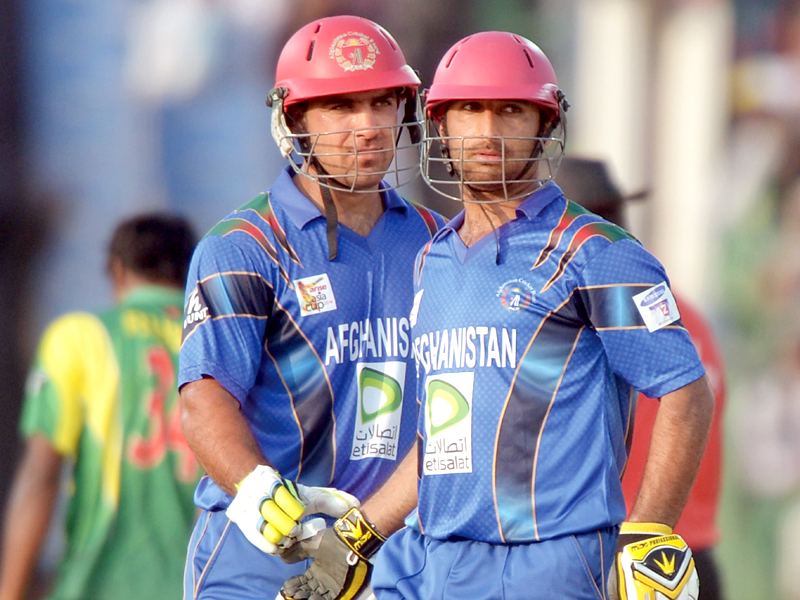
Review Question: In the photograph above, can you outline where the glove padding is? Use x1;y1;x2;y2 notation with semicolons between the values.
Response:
608;522;699;600
279;507;385;600
226;465;360;554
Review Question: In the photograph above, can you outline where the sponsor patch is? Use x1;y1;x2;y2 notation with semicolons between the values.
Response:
183;289;210;331
329;32;379;72
351;361;406;461
496;278;535;311
633;282;680;332
423;372;473;475
409;289;424;328
294;274;337;316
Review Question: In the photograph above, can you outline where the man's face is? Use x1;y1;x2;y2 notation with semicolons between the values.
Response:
440;99;542;195
297;88;400;191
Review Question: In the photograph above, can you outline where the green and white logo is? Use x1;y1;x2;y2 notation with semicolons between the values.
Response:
351;362;406;461
427;379;469;435
360;367;403;423
423;372;473;475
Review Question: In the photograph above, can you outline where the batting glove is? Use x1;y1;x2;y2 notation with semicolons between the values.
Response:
608;522;699;600
278;507;385;600
226;465;360;554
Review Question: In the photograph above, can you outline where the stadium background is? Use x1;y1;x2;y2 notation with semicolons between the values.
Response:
2;0;800;597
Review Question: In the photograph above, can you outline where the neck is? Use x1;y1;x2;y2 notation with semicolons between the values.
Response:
293;170;385;237
459;201;521;247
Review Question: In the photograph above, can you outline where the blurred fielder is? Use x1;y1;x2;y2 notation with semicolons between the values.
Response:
0;214;200;600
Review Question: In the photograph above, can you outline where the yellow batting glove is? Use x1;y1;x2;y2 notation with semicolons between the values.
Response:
608;522;699;600
226;465;305;554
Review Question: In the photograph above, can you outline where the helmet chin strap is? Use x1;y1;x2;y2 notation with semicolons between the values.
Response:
307;158;342;261
317;178;339;261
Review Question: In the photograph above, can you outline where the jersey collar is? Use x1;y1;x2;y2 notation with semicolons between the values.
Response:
270;166;409;230
434;181;564;242
120;285;184;308
514;181;564;221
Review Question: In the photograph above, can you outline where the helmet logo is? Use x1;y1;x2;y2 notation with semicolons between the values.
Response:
330;32;379;72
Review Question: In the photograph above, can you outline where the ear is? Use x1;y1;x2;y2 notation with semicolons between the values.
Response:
108;256;131;301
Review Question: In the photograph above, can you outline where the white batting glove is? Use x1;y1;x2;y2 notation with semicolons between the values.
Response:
226;465;360;554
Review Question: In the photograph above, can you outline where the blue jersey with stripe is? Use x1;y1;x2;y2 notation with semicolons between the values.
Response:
408;182;705;544
179;167;444;510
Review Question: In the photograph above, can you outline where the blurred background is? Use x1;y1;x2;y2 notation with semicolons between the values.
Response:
2;0;800;597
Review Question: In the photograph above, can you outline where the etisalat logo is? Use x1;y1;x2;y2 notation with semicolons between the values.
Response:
496;278;535;312
423;372;473;475
426;380;469;435
351;362;405;461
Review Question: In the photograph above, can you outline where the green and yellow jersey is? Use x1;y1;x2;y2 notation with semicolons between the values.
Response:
21;285;201;600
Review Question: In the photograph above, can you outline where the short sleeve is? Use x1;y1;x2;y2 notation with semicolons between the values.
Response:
179;234;275;403
20;313;113;456
575;239;706;398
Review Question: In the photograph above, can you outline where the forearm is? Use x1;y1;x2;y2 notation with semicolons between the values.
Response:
362;441;418;535
180;377;267;495
629;376;715;527
0;436;61;600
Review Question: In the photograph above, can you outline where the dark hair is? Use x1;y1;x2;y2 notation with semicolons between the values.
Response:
107;213;197;288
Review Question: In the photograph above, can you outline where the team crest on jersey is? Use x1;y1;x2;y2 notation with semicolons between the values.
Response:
496;278;535;312
351;361;406;461
632;282;680;332
294;274;337;316
330;32;379;72
423;372;473;475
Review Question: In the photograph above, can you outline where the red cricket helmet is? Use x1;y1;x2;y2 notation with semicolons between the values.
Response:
273;15;421;109
421;31;569;204
426;31;563;123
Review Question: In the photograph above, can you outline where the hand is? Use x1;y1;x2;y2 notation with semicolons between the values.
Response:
279;507;385;600
226;465;361;554
608;522;699;600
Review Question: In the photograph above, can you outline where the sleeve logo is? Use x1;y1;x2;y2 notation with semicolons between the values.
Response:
632;282;681;332
183;289;210;331
294;274;337;317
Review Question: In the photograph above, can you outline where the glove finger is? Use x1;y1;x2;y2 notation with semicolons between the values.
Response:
282;573;308;595
297;484;360;518
279;540;311;564
261;498;298;537
275;484;305;520
261;520;287;545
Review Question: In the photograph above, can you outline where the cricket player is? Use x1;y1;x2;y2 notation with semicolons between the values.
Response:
0;214;200;600
178;15;445;600
278;31;714;600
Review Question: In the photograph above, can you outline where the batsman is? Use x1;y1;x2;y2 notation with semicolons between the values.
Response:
274;30;715;600
177;15;444;600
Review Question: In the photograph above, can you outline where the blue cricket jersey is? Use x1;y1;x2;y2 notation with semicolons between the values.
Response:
179;166;444;510
408;182;705;544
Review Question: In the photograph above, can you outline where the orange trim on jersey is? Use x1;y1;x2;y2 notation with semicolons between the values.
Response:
540;222;632;293
409;202;442;238
531;201;592;270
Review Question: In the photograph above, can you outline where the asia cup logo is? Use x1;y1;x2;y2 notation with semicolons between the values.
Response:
497;278;535;312
330;32;379;72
